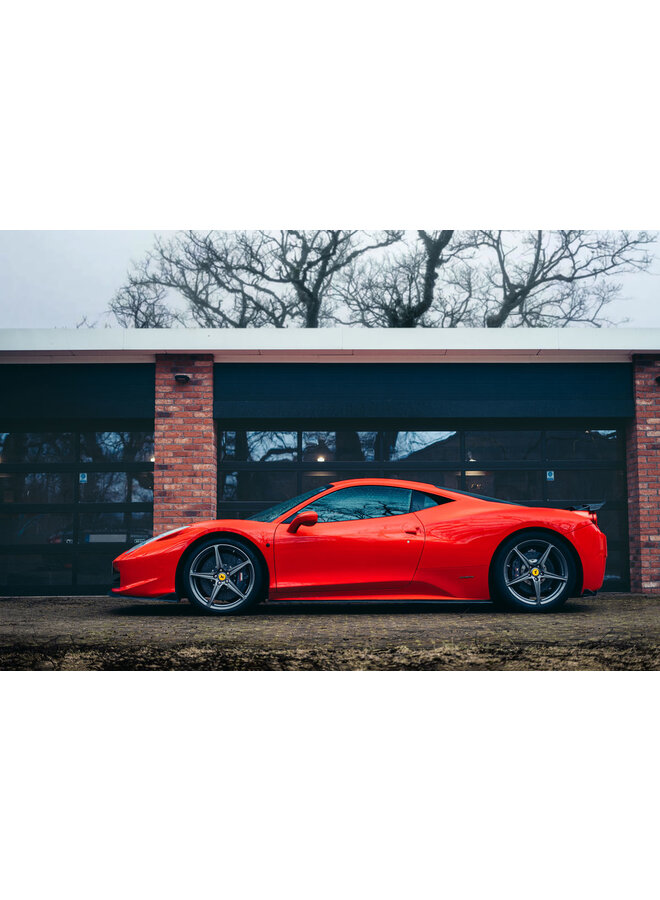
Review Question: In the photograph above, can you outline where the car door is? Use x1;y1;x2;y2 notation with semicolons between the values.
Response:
273;485;425;597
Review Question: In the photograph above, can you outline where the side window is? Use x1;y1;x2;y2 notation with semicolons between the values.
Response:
411;490;454;512
303;486;413;523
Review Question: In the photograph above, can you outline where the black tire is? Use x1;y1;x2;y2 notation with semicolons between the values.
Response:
183;536;266;616
491;530;576;613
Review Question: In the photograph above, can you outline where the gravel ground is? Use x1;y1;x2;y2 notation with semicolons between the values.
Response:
1;592;658;670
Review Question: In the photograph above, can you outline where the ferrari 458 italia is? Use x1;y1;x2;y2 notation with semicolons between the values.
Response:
111;478;607;614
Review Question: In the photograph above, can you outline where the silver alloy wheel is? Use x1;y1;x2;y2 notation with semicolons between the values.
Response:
188;542;255;611
503;539;569;607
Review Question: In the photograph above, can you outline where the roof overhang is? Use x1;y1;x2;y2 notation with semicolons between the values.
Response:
0;327;659;364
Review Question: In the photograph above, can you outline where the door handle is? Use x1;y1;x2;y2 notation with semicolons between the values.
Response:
404;527;421;535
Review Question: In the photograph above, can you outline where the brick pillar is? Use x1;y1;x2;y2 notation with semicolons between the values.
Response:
626;355;660;594
153;354;216;535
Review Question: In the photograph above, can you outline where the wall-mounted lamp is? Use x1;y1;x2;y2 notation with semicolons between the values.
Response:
654;374;660;385
174;373;191;385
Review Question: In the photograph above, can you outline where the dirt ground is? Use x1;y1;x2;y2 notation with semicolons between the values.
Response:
0;592;658;670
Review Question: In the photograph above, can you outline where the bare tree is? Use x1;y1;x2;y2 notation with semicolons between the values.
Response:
110;229;655;329
340;231;484;327
109;281;181;328
340;245;476;327
468;230;655;327
110;230;403;329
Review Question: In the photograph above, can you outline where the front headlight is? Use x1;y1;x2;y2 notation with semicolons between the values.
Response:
123;526;189;555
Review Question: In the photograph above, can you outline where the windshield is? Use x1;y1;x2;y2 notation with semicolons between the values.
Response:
247;485;332;522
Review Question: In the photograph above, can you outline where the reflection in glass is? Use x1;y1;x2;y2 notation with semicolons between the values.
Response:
0;513;74;545
0;472;74;504
0;432;75;463
79;472;128;503
465;470;544;503
465;431;542;462
545;429;620;461
302;432;377;462
220;431;297;462
220;470;297;502
387;471;462;491
301;471;364;493
78;513;128;544
384;431;460;462
303;486;413;522
80;431;155;462
131;472;154;503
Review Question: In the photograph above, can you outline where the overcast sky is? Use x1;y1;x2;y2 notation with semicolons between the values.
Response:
0;230;659;329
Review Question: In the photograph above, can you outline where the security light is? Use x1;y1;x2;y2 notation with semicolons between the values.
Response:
174;373;191;384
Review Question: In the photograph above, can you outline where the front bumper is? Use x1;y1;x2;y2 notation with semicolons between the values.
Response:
109;564;179;602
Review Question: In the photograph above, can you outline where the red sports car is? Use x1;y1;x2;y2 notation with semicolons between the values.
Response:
111;478;607;614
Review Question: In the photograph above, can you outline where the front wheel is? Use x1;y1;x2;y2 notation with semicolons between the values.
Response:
183;537;265;615
491;531;576;612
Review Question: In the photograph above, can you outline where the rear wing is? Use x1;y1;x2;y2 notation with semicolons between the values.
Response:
568;502;605;512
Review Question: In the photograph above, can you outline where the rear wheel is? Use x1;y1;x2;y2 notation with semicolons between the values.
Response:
491;531;576;612
183;537;265;615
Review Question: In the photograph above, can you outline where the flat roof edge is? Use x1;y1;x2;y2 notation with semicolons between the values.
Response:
0;327;658;362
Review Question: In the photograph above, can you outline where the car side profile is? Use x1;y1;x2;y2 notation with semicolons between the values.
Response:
110;478;607;615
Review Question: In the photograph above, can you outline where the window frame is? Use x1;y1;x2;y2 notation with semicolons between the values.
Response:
0;419;155;594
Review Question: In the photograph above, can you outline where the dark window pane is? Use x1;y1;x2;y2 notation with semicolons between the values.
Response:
220;471;297;502
78;553;116;586
302;431;377;462
0;513;74;545
387;471;463;491
0;432;75;463
220;431;297;462
131;472;154;503
78;512;129;544
602;548;628;589
0;472;74;504
545;469;625;502
545;429;621;461
465;470;545;503
217;505;255;520
80;431;154;462
130;512;153;543
79;472;128;503
465;431;542;462
0;553;73;588
383;431;460;462
303;485;413;522
301;471;365;493
592;509;625;544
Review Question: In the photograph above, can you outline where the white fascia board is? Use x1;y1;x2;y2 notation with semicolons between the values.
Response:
1;327;660;362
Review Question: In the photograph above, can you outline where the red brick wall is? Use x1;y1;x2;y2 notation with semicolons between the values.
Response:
626;355;660;593
153;354;216;534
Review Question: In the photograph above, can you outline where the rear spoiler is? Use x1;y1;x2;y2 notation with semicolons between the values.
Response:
568;502;605;512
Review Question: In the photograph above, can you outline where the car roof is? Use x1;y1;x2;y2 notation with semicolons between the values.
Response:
324;477;500;503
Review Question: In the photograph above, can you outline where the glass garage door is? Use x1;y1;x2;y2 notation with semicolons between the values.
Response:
0;424;155;595
217;425;629;590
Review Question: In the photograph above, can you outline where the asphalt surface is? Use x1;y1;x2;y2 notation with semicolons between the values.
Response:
0;593;658;670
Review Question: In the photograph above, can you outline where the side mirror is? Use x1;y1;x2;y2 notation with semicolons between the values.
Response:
288;510;318;533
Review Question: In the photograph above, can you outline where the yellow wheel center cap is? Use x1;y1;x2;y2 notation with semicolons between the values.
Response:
531;568;540;577
218;573;226;581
